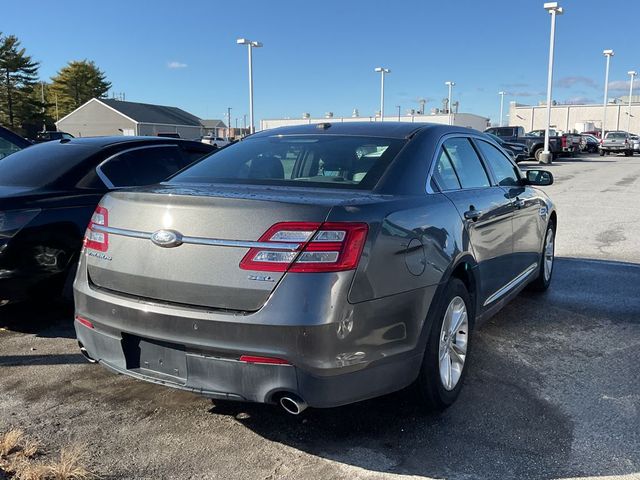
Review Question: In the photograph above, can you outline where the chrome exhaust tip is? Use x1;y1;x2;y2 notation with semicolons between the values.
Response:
279;395;308;415
78;342;97;364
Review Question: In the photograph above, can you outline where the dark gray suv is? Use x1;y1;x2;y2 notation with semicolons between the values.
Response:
74;123;556;414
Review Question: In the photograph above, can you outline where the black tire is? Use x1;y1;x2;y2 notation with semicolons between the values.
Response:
599;149;605;156
533;147;543;162
60;259;79;304
416;278;473;411
625;150;632;157
529;223;555;292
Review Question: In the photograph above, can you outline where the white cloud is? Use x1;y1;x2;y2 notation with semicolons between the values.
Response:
608;79;640;92
167;61;188;69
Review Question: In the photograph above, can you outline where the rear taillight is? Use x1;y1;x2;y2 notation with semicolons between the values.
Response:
561;136;567;148
239;355;290;365
240;222;368;273
84;206;109;252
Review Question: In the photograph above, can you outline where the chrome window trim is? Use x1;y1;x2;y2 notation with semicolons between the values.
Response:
426;133;497;194
95;144;181;189
483;262;538;306
92;225;302;251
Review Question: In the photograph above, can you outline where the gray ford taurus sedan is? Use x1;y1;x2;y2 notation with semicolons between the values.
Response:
74;122;556;414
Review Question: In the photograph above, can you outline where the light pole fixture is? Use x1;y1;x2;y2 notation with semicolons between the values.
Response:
540;2;563;164
627;70;637;133
237;38;263;134
374;67;390;121
445;81;455;125
498;91;507;126
602;49;614;138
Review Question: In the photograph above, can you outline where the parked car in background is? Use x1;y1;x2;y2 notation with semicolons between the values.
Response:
201;136;230;148
0;125;32;159
599;131;634;156
484;126;573;161
34;131;74;143
579;134;600;153
0;137;214;305
74;123;556;414
527;129;581;153
629;134;640;152
484;133;529;162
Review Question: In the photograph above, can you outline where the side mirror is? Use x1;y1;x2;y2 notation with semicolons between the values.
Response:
524;169;554;186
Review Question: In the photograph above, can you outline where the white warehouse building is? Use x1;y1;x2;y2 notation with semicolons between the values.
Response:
508;99;640;134
261;112;490;132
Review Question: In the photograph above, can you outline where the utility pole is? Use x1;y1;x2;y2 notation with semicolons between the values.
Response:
226;107;232;140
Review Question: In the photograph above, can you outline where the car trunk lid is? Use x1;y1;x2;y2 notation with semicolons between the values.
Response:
85;184;376;311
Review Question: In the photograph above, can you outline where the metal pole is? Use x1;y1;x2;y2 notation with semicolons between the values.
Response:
627;71;636;133
499;92;505;126
542;9;557;162
397;105;401;122
603;54;611;137
380;71;385;122
55;94;59;122
448;84;453;125
226;107;231;140
248;44;255;134
41;82;46;132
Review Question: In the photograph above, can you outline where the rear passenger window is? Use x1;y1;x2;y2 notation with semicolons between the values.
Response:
443;138;490;189
100;146;193;188
475;140;521;187
433;149;461;191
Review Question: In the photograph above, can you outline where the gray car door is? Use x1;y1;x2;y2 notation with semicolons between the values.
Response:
432;137;515;304
474;139;543;279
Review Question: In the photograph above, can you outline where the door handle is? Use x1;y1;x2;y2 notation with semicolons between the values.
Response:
464;208;482;221
514;198;526;209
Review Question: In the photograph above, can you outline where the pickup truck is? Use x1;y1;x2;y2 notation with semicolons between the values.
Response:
484;126;576;162
599;131;634;156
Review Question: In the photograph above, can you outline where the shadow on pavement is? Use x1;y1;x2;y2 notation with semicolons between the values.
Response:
208;257;640;479
0;300;75;339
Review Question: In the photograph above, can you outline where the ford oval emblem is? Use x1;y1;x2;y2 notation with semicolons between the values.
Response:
150;229;183;248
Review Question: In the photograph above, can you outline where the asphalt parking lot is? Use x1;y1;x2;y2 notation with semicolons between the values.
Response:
1;153;639;480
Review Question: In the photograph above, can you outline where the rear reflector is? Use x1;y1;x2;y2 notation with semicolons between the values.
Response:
239;355;290;365
75;316;94;329
84;206;109;252
239;222;368;273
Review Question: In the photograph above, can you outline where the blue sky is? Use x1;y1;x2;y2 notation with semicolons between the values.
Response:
3;0;640;125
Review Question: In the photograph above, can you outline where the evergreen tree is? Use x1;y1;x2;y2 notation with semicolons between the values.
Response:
0;33;39;128
50;60;111;116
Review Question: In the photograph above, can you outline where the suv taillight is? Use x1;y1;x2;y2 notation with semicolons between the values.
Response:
561;136;567;148
240;222;368;273
84;206;109;252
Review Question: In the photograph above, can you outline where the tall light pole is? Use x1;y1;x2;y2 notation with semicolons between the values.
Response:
226;107;232;140
237;38;262;134
396;105;401;122
541;2;563;164
498;91;507;126
627;70;637;133
602;49;614;138
374;67;390;121
445;81;455;125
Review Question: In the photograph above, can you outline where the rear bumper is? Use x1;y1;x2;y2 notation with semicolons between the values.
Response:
75;320;422;407
73;254;436;408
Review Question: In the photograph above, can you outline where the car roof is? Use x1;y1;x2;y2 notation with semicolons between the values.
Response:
251;121;451;139
45;136;204;148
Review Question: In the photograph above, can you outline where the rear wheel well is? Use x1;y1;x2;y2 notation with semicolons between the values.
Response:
450;261;477;317
548;211;557;230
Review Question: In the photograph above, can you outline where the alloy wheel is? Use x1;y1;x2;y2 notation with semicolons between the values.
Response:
544;228;555;282
438;296;469;391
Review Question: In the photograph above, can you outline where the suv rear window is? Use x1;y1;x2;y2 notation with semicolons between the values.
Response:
170;135;407;189
606;132;627;139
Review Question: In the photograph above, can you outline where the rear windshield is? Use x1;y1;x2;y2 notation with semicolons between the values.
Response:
606;132;627;139
0;142;94;187
170;135;407;189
